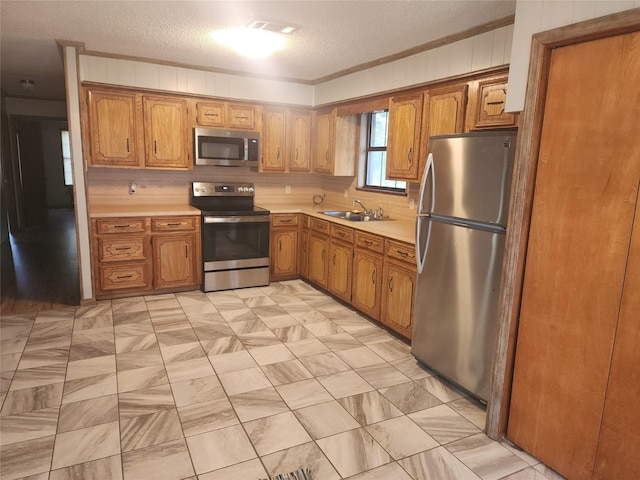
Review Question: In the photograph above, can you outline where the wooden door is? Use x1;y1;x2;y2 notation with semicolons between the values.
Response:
15;118;48;230
327;241;352;303
308;232;328;287
144;96;190;169
270;228;298;280
289;110;311;172
312;111;333;173
593;185;640;480
386;93;422;180
351;250;382;320
262;108;287;172
380;262;415;339
507;31;640;480
88;90;141;167
153;234;196;289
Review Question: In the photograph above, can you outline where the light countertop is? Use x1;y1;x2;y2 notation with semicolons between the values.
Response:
90;204;415;245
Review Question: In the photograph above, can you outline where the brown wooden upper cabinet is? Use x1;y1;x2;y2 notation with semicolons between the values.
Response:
143;96;190;169
260;107;312;173
84;87;191;170
465;76;517;130
196;101;258;130
419;85;467;178
386;93;422;181
311;108;358;176
86;89;144;168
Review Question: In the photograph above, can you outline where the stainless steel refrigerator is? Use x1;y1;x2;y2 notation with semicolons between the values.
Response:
412;130;517;402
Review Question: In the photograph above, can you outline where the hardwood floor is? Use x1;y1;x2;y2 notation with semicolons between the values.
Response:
1;209;80;315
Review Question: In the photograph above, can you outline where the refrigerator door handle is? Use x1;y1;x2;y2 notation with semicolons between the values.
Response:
417;153;435;214
415;215;432;274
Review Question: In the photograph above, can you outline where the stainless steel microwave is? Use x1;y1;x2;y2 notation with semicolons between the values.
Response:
194;128;260;167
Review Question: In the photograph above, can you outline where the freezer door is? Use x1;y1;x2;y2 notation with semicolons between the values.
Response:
411;219;505;401
423;132;515;226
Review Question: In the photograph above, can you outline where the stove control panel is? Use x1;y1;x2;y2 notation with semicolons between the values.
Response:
192;182;255;197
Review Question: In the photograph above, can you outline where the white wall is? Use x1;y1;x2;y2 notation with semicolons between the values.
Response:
506;0;640;111
3;97;67;117
79;24;514;107
314;25;513;105
80;56;314;106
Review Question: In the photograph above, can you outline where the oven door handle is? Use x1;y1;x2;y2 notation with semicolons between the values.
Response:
203;215;270;224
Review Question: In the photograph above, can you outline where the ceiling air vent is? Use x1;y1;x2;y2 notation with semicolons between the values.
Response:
248;20;296;34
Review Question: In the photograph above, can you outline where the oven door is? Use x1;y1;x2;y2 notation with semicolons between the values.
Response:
202;214;270;270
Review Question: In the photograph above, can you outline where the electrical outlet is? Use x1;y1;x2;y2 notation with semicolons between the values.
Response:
409;198;415;209
129;182;137;194
285;185;291;194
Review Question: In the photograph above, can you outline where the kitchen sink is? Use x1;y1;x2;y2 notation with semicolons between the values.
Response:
321;210;378;222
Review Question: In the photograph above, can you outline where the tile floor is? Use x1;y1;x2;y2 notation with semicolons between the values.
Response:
0;280;565;480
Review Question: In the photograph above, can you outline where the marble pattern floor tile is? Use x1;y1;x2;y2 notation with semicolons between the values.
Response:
1;282;563;480
316;427;393;478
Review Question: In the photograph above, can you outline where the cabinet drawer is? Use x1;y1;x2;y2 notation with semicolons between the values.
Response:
227;104;256;130
310;217;330;234
331;224;353;243
271;214;298;227
196;102;225;127
98;236;147;262
354;231;384;254
385;239;416;268
96;218;147;235
99;263;150;291
151;216;197;232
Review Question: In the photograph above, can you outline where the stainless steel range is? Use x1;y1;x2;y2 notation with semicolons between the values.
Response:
190;182;270;292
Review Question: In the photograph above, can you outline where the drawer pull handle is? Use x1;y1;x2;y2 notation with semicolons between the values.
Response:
113;225;131;229
117;275;133;279
487;100;505;106
388;276;393;292
371;269;377;285
279;219;292;223
114;247;132;251
398;250;409;258
166;223;181;227
205;113;219;118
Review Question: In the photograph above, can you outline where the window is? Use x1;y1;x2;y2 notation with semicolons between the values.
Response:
362;110;406;192
61;130;72;186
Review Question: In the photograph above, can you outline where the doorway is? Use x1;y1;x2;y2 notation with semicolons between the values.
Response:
1;114;81;314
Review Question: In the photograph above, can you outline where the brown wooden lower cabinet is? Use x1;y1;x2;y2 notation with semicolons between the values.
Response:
269;214;299;281
91;215;200;299
380;238;416;339
327;224;354;303
351;231;385;322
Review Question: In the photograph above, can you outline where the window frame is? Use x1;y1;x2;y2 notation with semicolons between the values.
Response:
358;110;406;195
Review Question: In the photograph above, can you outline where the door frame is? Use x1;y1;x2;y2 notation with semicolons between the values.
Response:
486;8;640;439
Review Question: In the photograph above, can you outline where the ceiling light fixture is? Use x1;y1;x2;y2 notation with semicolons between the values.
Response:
211;21;295;59
20;79;36;91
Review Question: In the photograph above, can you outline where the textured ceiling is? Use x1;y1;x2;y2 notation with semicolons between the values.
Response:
0;0;515;101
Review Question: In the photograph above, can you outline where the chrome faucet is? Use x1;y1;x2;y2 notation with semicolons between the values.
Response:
352;200;372;216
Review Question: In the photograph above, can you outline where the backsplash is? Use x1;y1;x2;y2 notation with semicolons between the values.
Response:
86;168;419;222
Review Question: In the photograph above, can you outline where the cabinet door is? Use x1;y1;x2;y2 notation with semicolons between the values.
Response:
387;93;422;180
144;96;190;169
299;227;309;279
420;85;466;176
312;111;333;173
381;262;415;339
351;250;383;320
289;110;311;172
328;241;353;303
153;234;196;289
473;79;516;129
227;104;256;130
88;90;142;167
308;232;328;288
196;101;226;127
270;228;298;280
262;108;287;172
